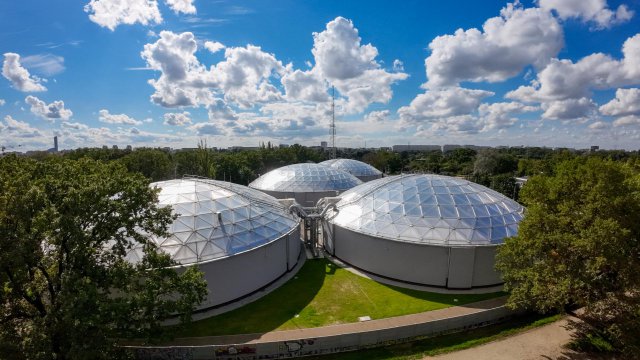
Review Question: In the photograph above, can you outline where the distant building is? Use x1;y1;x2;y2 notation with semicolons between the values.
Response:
126;145;132;151
113;145;119;150
47;136;59;153
320;141;328;149
590;145;599;152
392;144;441;152
228;146;259;151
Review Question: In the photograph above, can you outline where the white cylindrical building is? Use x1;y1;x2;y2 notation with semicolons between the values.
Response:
249;163;362;207
320;159;382;182
324;174;524;289
126;178;301;310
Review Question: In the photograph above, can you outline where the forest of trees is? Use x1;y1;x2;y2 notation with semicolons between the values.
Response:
55;143;640;202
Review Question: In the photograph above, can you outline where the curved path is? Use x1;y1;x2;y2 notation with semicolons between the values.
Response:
429;317;613;360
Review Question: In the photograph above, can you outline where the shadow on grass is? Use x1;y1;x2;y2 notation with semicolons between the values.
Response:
174;259;328;339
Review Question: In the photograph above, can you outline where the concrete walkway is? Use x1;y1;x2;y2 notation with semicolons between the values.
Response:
429;318;614;360
164;296;508;346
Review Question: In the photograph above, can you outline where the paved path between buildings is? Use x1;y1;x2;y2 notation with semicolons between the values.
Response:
164;296;508;346
428;318;613;360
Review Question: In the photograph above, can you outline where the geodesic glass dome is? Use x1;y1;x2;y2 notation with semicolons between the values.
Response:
126;178;299;265
249;163;362;193
320;159;382;178
329;174;524;246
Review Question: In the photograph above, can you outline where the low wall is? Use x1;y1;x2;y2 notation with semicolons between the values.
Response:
129;303;519;360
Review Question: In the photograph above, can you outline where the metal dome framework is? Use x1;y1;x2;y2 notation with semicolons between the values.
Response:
126;177;303;310
249;163;362;193
330;174;524;246
126;178;299;265
323;174;525;289
320;159;382;182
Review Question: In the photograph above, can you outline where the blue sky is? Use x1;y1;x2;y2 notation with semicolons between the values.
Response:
1;0;640;151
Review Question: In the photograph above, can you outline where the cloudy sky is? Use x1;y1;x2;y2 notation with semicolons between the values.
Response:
1;0;640;151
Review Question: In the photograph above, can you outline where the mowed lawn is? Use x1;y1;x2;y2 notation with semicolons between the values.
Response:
177;259;504;337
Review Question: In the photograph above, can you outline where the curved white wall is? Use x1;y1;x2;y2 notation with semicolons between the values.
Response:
326;224;501;289
178;223;301;310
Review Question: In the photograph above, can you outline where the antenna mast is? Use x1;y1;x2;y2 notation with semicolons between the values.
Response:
331;85;336;159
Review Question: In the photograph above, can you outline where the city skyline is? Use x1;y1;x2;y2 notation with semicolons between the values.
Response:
1;0;640;151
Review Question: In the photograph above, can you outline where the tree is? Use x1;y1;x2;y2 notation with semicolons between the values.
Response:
0;156;207;360
473;149;517;176
495;157;640;354
119;148;173;182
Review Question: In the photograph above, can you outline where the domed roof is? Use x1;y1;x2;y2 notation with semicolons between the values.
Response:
320;159;382;178
249;163;362;193
126;178;299;265
329;174;524;246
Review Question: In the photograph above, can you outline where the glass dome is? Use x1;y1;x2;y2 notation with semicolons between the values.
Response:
249;163;362;193
320;159;382;178
329;174;524;246
126;178;299;265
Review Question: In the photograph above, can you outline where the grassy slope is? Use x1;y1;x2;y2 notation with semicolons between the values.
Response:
178;259;503;337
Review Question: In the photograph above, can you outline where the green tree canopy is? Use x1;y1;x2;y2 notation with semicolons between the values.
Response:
0;156;206;360
496;157;640;354
119;148;174;182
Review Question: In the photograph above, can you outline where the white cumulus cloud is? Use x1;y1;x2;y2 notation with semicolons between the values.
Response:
2;53;47;92
599;88;640;117
98;109;144;125
189;122;224;135
84;0;195;30
425;2;563;88
507;34;640;102
2;115;42;138
613;115;640;127
478;101;538;130
281;69;329;103
541;97;596;120
308;17;408;113
25;95;73;121
84;0;163;31
204;41;225;53
364;110;390;124
538;0;633;29
398;87;494;122
312;17;379;80
165;0;196;14
163;111;192;126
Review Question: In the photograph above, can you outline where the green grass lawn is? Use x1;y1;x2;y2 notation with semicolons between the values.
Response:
177;259;504;337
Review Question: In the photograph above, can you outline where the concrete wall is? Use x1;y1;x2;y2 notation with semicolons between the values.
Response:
327;224;502;289
130;303;519;360
183;224;301;310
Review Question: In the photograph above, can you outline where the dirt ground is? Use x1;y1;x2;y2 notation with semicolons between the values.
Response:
427;318;615;360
